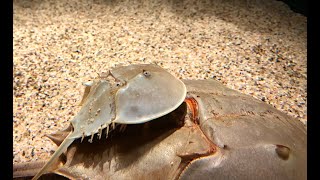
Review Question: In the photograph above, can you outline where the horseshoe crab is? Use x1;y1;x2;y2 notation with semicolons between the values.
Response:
27;64;187;180
13;64;307;180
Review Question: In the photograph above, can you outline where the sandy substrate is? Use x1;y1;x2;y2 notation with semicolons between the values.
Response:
13;0;307;164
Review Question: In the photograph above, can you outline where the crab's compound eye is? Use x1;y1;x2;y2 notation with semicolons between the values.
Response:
116;81;123;87
142;70;151;77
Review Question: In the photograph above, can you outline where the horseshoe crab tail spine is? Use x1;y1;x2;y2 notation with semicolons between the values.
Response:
32;133;75;180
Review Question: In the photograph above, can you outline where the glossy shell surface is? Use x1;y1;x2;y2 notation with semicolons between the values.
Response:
112;64;187;124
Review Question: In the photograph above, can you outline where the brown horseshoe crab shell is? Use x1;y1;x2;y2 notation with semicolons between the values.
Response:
13;78;306;180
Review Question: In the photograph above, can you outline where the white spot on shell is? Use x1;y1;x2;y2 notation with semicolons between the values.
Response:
95;108;101;116
88;118;95;123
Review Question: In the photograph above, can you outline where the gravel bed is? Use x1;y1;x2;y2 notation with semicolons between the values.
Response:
13;0;307;163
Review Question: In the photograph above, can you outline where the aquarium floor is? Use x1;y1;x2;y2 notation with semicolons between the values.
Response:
13;0;307;163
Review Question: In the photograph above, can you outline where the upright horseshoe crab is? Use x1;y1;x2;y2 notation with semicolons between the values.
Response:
29;64;187;180
13;64;307;180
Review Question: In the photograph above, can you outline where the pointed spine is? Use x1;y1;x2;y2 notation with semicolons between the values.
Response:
32;133;75;180
80;132;85;143
106;125;109;139
98;127;102;140
88;132;94;143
